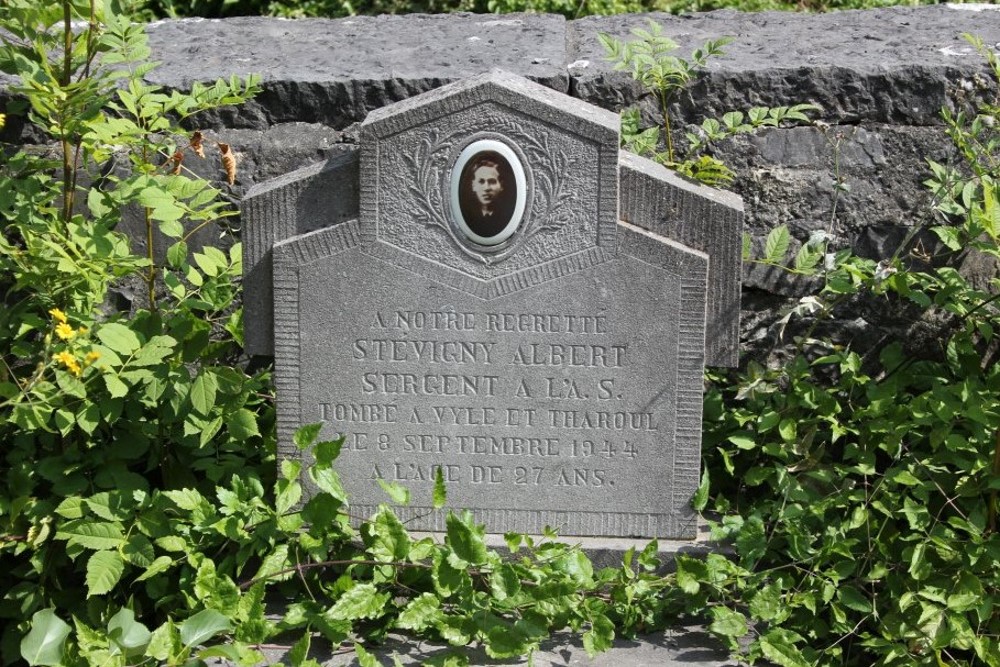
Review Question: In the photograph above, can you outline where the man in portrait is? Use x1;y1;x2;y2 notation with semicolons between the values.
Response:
458;151;516;240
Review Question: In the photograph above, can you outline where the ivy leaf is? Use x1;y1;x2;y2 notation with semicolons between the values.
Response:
328;583;389;622
179;609;232;649
20;610;71;666
86;550;125;596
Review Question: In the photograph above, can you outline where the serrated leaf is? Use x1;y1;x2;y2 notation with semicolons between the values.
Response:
377;479;410;505
692;466;710;511
122;534;156;567
708;606;747;638
433;466;447;509
368;508;410;563
190;370;218;416
582;613;615;658
759;630;810;667
179;609;232;649
21;610;71;666
56;519;125;550
226;408;260;439
163;488;206;511
397;593;442;631
328;584;389;622
354;643;378;667
764;226;791;264
103;374;129;398
294;423;322;450
86;550;124;597
96;322;141;355
446;512;488;567
166;241;188;268
135;556;174;582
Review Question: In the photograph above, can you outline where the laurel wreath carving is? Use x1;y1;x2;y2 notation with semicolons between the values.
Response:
398;120;580;266
401;128;453;235
488;117;580;241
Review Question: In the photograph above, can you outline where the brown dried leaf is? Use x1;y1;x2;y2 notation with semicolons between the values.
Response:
190;131;205;158
169;150;184;175
218;142;236;185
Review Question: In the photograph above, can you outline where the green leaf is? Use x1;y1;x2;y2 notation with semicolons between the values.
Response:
354;643;379;667
582;613;615;658
433;465;447;509
377;480;410;505
86;550;125;596
445;512;488;567
96;322;141;355
397;593;442;631
56;519;125;550
166;241;188;268
122;534;156;567
708;606;747;638
107;608;151;656
759;629;810;667
692;466;710;511
764;225;791;264
190;370;218;416
310;465;347;503
288;633;311;667
21;610;71;666
135;556;175;582
103;373;129;398
328;584;389;622
226;408;260;439
294;423;323;450
367;508;410;563
179;609;232;649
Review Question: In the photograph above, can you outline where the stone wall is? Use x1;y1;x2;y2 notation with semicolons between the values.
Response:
4;5;1000;360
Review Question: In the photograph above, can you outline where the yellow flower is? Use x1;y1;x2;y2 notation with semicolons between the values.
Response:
0;114;5;130
55;322;76;340
78;326;88;335
54;351;81;376
49;308;68;324
85;350;101;364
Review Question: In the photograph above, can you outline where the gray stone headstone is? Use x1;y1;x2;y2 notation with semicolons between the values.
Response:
245;70;742;539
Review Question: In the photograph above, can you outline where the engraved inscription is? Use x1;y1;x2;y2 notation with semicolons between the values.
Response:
317;306;659;495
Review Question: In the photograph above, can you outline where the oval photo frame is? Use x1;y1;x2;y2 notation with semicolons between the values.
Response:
450;139;527;248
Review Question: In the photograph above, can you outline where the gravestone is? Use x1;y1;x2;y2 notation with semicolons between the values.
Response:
243;70;742;539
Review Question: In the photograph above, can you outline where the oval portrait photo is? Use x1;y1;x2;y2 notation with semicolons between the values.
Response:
450;140;527;247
